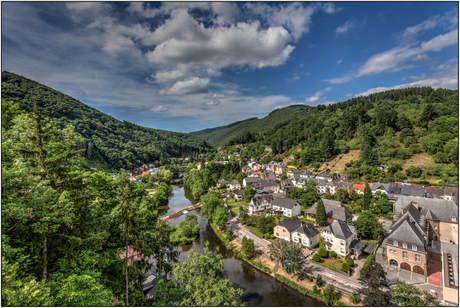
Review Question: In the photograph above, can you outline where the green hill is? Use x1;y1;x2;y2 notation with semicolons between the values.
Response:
190;105;313;147
1;71;214;170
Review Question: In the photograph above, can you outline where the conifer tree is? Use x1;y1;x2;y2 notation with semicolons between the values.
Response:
316;199;327;226
363;183;372;211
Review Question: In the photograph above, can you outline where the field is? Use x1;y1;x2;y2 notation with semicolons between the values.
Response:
318;149;361;174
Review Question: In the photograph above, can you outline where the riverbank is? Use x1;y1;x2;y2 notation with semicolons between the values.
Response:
208;222;359;306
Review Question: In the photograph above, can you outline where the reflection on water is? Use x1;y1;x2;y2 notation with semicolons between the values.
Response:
167;185;324;306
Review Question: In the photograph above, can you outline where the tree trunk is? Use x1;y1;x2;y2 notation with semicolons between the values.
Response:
126;242;129;306
42;237;47;280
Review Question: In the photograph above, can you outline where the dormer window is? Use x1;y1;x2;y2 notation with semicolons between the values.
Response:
452;216;457;222
402;243;407;249
412;245;417;251
394;240;398;246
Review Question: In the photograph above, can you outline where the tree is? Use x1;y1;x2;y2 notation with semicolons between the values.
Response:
322;284;336;306
318;248;328;258
362;145;377;165
172;242;244;306
363;183;372;211
391;281;440;306
200;192;224;221
358;263;391;306
354;211;385;239
243;185;256;203
420;103;437;127
283;243;305;277
316;274;323;287
315;199;327;226
225;228;233;240
320;127;335;160
268;240;289;265
346;257;354;267
215;208;228;229
241;236;255;258
312;254;321;262
330;251;337;258
281;172;288;180
406;165;422;178
342;262;350;272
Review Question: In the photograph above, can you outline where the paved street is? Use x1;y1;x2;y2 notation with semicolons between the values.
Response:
229;215;270;250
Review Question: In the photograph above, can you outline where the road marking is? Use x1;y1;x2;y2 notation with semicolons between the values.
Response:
410;271;413;280
397;268;400;276
385;264;389;272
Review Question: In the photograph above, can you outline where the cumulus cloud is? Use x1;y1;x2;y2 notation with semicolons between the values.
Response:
202;100;220;106
325;29;458;83
336;20;354;34
151;105;169;112
153;70;185;83
159;77;210;95
305;86;332;103
205;93;227;99
344;93;352;97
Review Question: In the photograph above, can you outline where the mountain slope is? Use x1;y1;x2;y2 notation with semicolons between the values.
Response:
1;71;214;170
190;105;313;147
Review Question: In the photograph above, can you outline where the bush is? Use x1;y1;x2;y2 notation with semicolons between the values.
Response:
318;248;328;258
330;251;337;258
360;254;374;278
316;274;323;287
346;257;354;266
242;236;255;258
312;254;321;262
341;262;350;272
349;292;361;304
312;285;319;294
225;228;233;240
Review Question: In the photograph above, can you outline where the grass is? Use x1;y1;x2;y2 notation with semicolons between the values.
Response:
318;149;361;174
400;152;435;170
323;258;344;271
227;200;247;208
361;238;379;245
301;218;316;225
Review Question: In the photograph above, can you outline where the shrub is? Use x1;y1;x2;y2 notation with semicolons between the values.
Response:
346;257;354;266
316;274;323;287
318;248;328;258
341;262;350;272
308;276;313;282
330;251;337;258
225;228;233;240
360;254;374;278
312;254;321;262
312;285;318;294
349;292;361;304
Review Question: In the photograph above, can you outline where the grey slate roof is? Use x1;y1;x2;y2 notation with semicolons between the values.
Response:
363;243;376;254
323;220;355;240
349;239;366;251
393;196;458;224
307;199;353;222
272;197;300;209
244;177;262;184
387;217;426;252
281;180;294;187
254;180;279;189
277;217;302;233
217;179;230;184
424;209;439;221
230;179;240;185
294;223;320;239
250;194;275;206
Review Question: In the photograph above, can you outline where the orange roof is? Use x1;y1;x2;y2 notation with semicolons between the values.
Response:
142;171;150;176
352;184;365;191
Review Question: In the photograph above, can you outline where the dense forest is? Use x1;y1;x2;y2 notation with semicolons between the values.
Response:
218;87;458;184
1;71;214;171
190;105;314;147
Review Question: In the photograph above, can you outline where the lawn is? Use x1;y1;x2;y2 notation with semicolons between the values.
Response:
323;258;343;271
361;238;379;245
246;225;277;244
301;218;316;225
227;200;247;208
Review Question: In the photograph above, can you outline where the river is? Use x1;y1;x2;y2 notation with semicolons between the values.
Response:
162;185;324;306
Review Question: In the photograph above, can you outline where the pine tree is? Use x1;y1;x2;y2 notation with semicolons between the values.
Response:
316;199;327;226
363;183;372;211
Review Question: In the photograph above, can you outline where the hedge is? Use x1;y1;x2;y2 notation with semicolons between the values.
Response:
313;254;321;262
330;251;337;258
341;263;350;272
346;257;354;267
360;254;374;278
318;248;328;258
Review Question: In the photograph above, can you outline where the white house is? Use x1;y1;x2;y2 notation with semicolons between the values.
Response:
248;195;274;215
243;177;262;188
272;198;301;217
229;179;241;190
321;220;357;259
292;223;320;249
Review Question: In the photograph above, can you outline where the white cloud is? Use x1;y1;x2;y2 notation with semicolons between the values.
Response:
159;77;210;95
400;8;458;41
344;93;352;97
324;75;354;84
305;86;332;103
151;105;169;112
224;89;241;95
287;75;300;82
337;59;342;64
153;70;185;83
272;102;305;110
205;93;227;99
202;100;220;106
336;20;354;34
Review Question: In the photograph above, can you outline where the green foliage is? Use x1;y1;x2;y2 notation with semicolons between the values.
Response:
354;211;384;239
406;165;423;178
225;228;234;240
391;281;440;306
1;71;213;170
170;214;200;245
360;254;374;279
243;185;256;202
322;284;336;306
330;251;337;258
318;248;328;258
316;274;323;287
312;254;321;262
358;262;391;306
200;192;224;221
346;257;354;267
349;292;361;304
315;199;327;226
172;242;245;306
363;183;372;211
241;236;255;258
341;262;351;272
283;243;305;276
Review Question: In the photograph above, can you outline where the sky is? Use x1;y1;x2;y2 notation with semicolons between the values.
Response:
2;2;458;133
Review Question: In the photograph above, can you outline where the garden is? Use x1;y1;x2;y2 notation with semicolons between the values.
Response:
311;247;355;274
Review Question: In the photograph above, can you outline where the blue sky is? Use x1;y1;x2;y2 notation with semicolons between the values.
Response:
2;2;458;132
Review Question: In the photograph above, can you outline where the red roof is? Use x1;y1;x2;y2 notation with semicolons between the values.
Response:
119;246;143;265
352;184;365;191
142;171;150;176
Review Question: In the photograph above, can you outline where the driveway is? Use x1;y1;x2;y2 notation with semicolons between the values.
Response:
229;216;270;251
384;264;426;285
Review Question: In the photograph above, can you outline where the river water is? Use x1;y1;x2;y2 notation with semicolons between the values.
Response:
162;185;324;306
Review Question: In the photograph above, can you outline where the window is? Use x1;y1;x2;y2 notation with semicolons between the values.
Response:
452;216;457;222
394;250;397;254
340;248;345;253
390;249;393;253
402;243;407;248
434;225;437;230
276;233;279;236
394;240;398;246
303;240;308;245
283;229;286;233
277;227;280;231
341;240;345;245
415;254;421;262
403;252;408;259
412;245;417;251
294;237;298;241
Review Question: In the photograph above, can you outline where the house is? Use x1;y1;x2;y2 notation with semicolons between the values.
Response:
311;178;328;195
281;180;294;192
444;186;459;205
271;197;301;217
425;187;444;198
274;217;302;241
316;172;335;181
299;170;314;179
229;179;241;190
243;177;262;187
275;162;287;175
196;162;202;170
377;165;389;171
142;171;150;176
286;167;301;179
119;245;143;265
336;181;354;192
235;189;244;201
306;199;353;224
352;184;367;195
254;180;280;193
370;183;390;195
248;194;275;215
292;223;320;249
326;181;338;194
267;161;278;172
264;171;277;181
217;179;230;187
321;220;357;259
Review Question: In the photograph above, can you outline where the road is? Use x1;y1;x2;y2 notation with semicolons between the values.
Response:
229;215;271;251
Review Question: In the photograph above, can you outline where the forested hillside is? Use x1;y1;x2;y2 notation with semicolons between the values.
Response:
190;105;313;147
220;87;459;184
1;71;214;170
